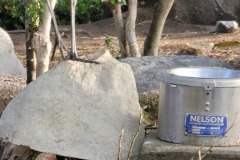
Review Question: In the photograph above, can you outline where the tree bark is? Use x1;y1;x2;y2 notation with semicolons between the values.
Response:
143;0;174;56
25;0;37;84
102;1;128;57
33;0;57;77
125;0;141;57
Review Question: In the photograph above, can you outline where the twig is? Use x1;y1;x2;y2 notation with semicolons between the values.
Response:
194;111;238;160
117;129;124;160
127;110;143;160
45;0;69;60
198;149;202;160
201;123;235;159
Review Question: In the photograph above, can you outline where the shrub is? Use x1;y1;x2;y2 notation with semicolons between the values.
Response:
0;0;104;30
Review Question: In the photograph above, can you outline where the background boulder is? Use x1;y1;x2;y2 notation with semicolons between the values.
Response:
0;28;26;77
169;0;240;25
0;27;26;116
121;55;233;124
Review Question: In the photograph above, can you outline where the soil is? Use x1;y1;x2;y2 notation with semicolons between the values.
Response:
8;7;240;69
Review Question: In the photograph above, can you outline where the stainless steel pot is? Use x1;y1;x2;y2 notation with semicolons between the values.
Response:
158;67;240;146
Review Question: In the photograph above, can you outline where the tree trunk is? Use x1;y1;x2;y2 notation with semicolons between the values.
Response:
33;0;57;77
125;0;141;57
25;0;38;84
143;0;174;56
102;1;128;57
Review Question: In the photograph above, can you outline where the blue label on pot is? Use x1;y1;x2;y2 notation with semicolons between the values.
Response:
185;113;227;136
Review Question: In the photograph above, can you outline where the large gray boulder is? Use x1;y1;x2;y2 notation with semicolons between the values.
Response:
121;55;233;94
0;28;26;77
0;28;26;117
170;0;240;24
0;51;144;160
120;56;233;123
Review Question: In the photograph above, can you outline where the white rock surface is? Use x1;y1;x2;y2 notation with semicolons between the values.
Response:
0;51;143;160
215;21;239;33
0;28;26;77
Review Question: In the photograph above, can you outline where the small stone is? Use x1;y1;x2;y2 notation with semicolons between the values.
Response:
215;21;239;33
177;43;214;56
34;153;57;160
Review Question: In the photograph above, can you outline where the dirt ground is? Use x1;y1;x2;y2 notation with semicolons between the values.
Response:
9;7;240;69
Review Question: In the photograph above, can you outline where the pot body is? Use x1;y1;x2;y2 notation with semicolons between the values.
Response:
158;67;240;146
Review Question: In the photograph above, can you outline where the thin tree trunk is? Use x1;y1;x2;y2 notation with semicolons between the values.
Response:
70;0;78;58
25;0;37;84
125;0;141;57
103;2;128;57
112;3;128;57
33;0;57;77
143;0;174;56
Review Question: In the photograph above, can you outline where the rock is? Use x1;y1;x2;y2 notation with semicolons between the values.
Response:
0;28;26;77
177;43;214;56
0;28;26;118
121;55;233;94
120;56;233;122
0;76;26;117
169;0;240;25
0;50;144;160
215;21;239;33
34;153;57;160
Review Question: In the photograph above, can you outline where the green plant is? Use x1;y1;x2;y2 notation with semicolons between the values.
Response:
110;0;127;5
56;0;104;25
0;0;105;30
0;0;44;30
105;35;113;47
0;0;25;30
26;0;44;32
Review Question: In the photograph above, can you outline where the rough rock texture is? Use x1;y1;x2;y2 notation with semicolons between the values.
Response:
0;51;144;160
121;55;233;94
0;28;26;77
177;43;214;56
215;21;239;33
169;0;240;25
0;76;26;117
34;153;57;160
120;56;233;123
0;28;26;116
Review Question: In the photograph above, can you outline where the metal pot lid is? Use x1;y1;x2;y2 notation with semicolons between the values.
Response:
160;67;240;88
